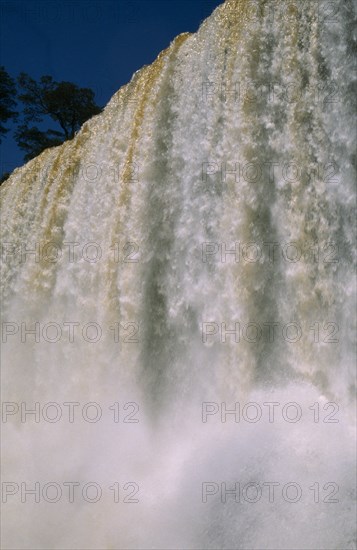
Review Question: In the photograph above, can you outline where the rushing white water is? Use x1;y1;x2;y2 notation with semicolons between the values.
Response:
1;1;356;548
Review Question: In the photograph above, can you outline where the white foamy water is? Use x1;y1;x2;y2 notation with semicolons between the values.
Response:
1;1;356;548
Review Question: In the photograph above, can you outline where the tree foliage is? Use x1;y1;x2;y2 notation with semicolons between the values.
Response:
0;66;18;141
14;125;64;162
15;74;102;160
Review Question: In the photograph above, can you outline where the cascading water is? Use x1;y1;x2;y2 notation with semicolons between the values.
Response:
1;0;356;548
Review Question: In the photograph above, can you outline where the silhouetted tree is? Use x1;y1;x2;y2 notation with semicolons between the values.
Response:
14;125;64;162
0;172;11;185
15;74;102;160
0;66;18;141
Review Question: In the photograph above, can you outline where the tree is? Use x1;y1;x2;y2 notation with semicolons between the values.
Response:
14;125;64;162
15;73;102;160
0;172;11;185
0;66;18;141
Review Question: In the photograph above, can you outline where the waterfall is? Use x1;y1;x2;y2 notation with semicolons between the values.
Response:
1;1;356;548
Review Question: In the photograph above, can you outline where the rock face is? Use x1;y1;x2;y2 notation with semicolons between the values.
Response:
1;1;356;548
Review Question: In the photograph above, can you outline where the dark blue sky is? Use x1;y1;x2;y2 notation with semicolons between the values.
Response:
0;0;222;174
